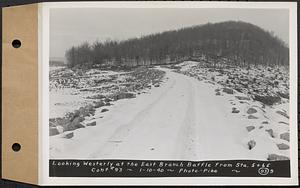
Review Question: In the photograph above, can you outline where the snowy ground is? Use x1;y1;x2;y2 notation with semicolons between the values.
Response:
50;63;290;161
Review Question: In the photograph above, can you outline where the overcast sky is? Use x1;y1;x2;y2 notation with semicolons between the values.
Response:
50;8;289;58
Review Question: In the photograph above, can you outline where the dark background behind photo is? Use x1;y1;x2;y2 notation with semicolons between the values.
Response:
0;0;298;187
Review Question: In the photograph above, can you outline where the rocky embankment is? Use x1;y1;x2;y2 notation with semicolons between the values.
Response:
49;67;165;138
171;61;289;106
169;61;290;161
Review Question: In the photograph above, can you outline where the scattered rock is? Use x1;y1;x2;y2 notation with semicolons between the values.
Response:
247;107;257;114
78;106;91;117
276;110;289;119
49;121;58;128
101;108;109;113
74;123;85;129
64;117;85;131
277;143;289;150
248;115;258;119
267;154;289;161
86;121;97;126
104;98;112;103
215;88;220;92
246;126;255;132
94;101;105;108
215;91;221;96
231;107;240;113
253;95;281;106
64;132;74;139
87;94;106;99
235;96;250;100
111;92;136;101
49;127;60;136
280;132;290;142
248;140;256;150
278;121;289;125
222;88;234;94
73;110;80;118
277;91;289;99
154;84;160;87
265;129;275;138
56;125;64;133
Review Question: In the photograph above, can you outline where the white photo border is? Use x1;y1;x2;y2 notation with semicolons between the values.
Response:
39;1;298;186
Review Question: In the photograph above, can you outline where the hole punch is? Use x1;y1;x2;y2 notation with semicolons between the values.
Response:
12;143;21;152
12;39;21;48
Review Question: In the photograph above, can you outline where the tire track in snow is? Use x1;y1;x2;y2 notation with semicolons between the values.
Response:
174;76;199;160
88;75;178;158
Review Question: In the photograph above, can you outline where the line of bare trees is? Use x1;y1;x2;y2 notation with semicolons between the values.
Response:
65;21;289;68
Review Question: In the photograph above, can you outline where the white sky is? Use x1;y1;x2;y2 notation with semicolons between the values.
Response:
50;8;289;58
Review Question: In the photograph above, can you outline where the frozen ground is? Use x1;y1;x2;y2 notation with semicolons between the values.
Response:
50;63;290;161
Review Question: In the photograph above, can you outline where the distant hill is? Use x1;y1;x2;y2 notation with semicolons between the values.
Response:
65;21;289;68
50;57;66;67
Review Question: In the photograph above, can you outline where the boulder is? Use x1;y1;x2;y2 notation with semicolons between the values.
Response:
277;143;289;150
104;98;112;103
78;107;90;117
276;110;289;119
112;92;136;101
280;132;290;142
247;107;257;114
267;154;289;161
222;88;234;94
87;121;97;126
232;107;240;113
246;126;255;132
101;108;109;113
248;115;258;119
154;84;160;87
64;132;74;139
86;104;96;115
51;117;70;127
49;127;59;136
278;121;289;125
65;117;85;131
94;101;105;108
215;91;221;96
248;140;256;150
56;125;64;133
235;96;250;100
49;121;58;128
87;94;106;99
277;91;289;99
253;95;281;105
265;129;275;138
262;121;269;124
74;123;85;129
73;110;80;118
86;104;95;111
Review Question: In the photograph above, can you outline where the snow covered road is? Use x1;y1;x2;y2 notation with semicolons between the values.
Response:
50;67;289;160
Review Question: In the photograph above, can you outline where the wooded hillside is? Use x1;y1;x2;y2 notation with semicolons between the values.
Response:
65;21;289;68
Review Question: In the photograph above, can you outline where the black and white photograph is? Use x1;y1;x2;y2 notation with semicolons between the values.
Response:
45;2;297;181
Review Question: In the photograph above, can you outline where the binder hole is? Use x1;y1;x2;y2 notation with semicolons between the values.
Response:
12;143;21;152
12;39;21;48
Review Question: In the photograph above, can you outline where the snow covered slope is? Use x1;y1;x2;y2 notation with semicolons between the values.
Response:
50;67;289;161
